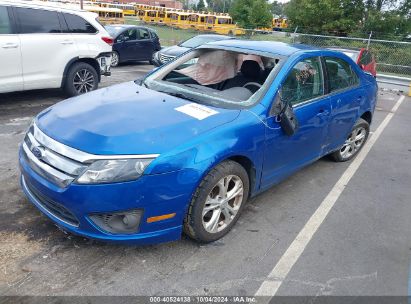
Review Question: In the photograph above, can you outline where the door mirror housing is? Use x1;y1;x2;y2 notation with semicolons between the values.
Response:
270;89;299;136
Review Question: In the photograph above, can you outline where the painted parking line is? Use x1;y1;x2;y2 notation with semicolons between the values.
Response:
408;259;411;304
255;95;406;298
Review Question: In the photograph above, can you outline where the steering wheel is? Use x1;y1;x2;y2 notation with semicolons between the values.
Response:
243;82;262;93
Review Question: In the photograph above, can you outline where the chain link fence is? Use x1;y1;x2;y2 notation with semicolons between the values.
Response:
125;17;411;77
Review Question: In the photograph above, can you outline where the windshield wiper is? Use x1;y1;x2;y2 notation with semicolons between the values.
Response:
163;91;199;103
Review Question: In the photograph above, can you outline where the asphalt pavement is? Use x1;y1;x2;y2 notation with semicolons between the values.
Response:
0;64;410;299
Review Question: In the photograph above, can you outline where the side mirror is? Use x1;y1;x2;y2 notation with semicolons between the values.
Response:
271;90;299;136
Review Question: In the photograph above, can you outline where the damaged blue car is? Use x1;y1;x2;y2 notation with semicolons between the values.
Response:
19;40;377;244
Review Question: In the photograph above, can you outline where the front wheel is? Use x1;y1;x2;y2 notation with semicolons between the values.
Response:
184;160;249;243
330;118;370;162
63;62;98;97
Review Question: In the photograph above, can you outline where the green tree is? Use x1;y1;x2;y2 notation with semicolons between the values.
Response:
284;0;364;33
206;0;231;12
271;1;284;16
230;0;272;29
197;0;206;11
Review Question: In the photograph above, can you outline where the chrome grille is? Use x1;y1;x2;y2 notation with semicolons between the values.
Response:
159;53;175;64
22;124;86;188
21;123;160;188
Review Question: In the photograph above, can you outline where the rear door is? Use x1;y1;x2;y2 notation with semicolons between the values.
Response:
135;27;154;61
15;7;78;90
0;5;23;92
62;13;99;57
323;56;364;152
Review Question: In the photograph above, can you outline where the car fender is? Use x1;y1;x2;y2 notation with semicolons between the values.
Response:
146;109;267;207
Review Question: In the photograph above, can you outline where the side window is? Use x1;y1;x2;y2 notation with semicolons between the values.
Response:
137;28;150;40
63;13;96;34
281;57;324;106
150;31;158;39
16;8;61;34
0;6;11;34
124;29;137;40
324;57;359;92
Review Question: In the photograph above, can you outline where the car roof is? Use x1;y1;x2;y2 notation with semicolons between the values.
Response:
328;47;363;53
204;40;323;56
0;0;89;14
107;24;153;30
193;34;234;40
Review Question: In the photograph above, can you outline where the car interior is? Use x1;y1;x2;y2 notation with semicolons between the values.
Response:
154;49;280;102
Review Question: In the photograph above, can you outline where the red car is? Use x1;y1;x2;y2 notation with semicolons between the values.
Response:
328;47;377;77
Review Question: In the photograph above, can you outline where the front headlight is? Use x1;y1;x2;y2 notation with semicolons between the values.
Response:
76;159;154;184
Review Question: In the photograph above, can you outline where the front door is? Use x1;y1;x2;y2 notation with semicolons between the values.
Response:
261;56;331;189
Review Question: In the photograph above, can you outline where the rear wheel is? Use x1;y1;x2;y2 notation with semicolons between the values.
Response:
111;51;120;67
184;160;249;243
63;62;98;97
330;118;369;162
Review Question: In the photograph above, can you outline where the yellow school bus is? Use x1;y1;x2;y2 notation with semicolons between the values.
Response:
169;11;191;29
158;11;172;24
84;6;124;24
273;18;288;30
205;14;244;35
141;9;159;23
97;2;136;16
187;13;211;31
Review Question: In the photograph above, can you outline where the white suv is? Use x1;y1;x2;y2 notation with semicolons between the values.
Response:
0;1;113;96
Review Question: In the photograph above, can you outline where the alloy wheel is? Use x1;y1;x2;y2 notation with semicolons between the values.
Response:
73;69;95;94
340;126;367;159
111;52;119;67
202;175;244;234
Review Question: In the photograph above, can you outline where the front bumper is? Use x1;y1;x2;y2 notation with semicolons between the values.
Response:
19;147;196;245
96;52;112;76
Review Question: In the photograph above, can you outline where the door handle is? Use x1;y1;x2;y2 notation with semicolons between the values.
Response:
2;43;18;49
60;40;74;45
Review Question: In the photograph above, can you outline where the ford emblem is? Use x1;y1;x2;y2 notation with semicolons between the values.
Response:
31;146;44;159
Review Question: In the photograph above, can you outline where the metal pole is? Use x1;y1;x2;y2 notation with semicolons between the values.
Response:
80;0;83;9
367;31;372;49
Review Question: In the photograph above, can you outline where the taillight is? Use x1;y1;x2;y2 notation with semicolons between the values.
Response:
101;37;114;46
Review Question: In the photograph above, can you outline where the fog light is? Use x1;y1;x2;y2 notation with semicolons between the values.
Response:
89;209;142;234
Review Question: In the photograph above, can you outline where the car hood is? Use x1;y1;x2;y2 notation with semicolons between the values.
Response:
160;45;190;57
36;82;240;155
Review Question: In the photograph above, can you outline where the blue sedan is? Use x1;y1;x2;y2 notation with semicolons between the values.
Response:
105;25;161;66
19;40;377;244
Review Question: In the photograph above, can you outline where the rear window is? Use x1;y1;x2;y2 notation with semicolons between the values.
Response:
0;6;11;34
16;7;61;34
63;13;97;34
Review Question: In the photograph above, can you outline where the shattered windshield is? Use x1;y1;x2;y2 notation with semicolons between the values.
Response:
143;48;283;109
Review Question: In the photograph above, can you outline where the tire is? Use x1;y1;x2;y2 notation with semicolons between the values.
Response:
329;118;370;162
111;51;120;67
63;62;98;97
184;160;249;243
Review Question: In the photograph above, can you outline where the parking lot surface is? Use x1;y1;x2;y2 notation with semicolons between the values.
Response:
0;64;410;297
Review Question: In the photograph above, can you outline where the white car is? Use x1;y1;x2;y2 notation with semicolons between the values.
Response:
0;0;113;96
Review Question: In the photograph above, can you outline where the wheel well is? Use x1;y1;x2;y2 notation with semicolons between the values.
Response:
61;57;101;88
360;111;372;124
77;58;101;82
228;156;256;197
